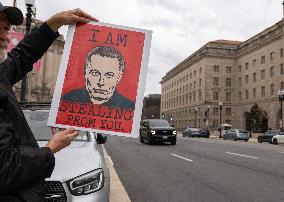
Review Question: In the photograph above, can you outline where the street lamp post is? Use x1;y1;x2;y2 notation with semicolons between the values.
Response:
219;102;223;138
278;90;284;131
194;107;198;128
205;105;210;129
20;0;35;102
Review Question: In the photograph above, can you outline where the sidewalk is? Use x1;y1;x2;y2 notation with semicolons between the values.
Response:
102;146;131;202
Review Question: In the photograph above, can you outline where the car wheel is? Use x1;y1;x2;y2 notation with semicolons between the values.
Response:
182;133;185;137
245;139;249;142
233;136;237;141
140;135;144;143
148;135;154;145
171;138;177;145
273;138;278;145
258;137;262;143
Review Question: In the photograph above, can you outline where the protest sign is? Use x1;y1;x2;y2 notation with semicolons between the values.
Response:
48;22;152;138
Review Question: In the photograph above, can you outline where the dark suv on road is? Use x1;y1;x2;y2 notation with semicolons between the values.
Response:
139;119;177;145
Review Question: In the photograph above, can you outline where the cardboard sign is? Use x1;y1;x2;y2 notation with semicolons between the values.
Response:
48;22;152;138
8;31;42;70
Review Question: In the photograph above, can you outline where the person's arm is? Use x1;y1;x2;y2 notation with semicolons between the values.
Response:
3;22;60;86
3;8;97;86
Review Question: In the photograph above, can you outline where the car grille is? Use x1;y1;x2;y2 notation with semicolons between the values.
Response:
155;130;172;136
44;181;67;202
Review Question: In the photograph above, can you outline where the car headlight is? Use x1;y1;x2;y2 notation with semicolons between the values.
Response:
67;169;104;196
173;131;177;135
151;130;156;135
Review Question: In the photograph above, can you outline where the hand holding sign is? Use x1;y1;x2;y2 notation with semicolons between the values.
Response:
46;8;98;32
46;127;79;153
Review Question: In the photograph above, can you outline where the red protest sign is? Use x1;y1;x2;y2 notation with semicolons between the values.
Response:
48;22;152;138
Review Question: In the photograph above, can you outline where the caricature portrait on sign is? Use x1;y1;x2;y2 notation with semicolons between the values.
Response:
48;22;152;138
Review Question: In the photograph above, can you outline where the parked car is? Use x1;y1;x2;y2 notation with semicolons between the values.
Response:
139;119;177;145
22;103;110;202
258;130;282;143
182;127;210;138
271;131;284;144
222;129;249;141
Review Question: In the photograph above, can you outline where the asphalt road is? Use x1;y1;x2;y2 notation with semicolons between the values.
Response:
104;135;284;202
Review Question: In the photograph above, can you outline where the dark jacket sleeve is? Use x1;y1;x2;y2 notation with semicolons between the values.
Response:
0;105;55;193
3;22;60;86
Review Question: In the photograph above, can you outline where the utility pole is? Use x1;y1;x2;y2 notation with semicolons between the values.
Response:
20;0;35;102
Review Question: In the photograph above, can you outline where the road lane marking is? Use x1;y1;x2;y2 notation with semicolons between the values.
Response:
171;154;193;162
226;152;258;159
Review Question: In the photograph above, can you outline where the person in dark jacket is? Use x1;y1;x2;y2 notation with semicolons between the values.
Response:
0;3;97;201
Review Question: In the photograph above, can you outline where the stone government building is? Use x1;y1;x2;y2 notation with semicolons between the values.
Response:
160;4;284;131
12;18;64;102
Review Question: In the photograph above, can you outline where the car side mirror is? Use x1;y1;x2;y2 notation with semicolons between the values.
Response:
96;133;107;144
143;123;148;127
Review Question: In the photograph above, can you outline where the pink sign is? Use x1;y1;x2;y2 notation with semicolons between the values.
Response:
8;31;42;70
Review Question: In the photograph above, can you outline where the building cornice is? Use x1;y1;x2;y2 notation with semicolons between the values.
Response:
161;20;284;85
237;20;283;57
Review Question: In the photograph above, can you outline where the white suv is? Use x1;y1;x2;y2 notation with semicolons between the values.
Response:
23;104;109;202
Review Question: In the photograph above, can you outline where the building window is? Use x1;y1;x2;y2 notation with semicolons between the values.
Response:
252;59;256;67
270;84;275;96
226;92;231;102
194;81;196;89
245;75;249;84
261;86;265;97
270;52;274;61
199;67;202;74
213;119;219;127
239;92;242;101
281;82;284;90
238;77;242;86
194;70;196;76
253;72;256;82
213;92;219;100
253;88;256;98
214;65;219;72
226;78;231;87
190;73;192;78
226;66;231;73
261;56;265;64
270;66;274;77
199;79;201;87
213;77;219;86
213;107;218;115
261;70;265;80
198;91;201;101
238;65;242;72
225;108;232;115
245;62;249;70
245;90;249;100
280;48;283;57
280;64;284;74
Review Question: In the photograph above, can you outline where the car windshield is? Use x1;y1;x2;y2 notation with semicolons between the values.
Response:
190;128;200;132
149;119;170;127
24;110;89;142
238;130;248;134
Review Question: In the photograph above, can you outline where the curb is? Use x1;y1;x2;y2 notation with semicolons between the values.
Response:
102;145;131;202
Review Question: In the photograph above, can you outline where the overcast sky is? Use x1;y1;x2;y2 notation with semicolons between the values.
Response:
2;0;284;95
